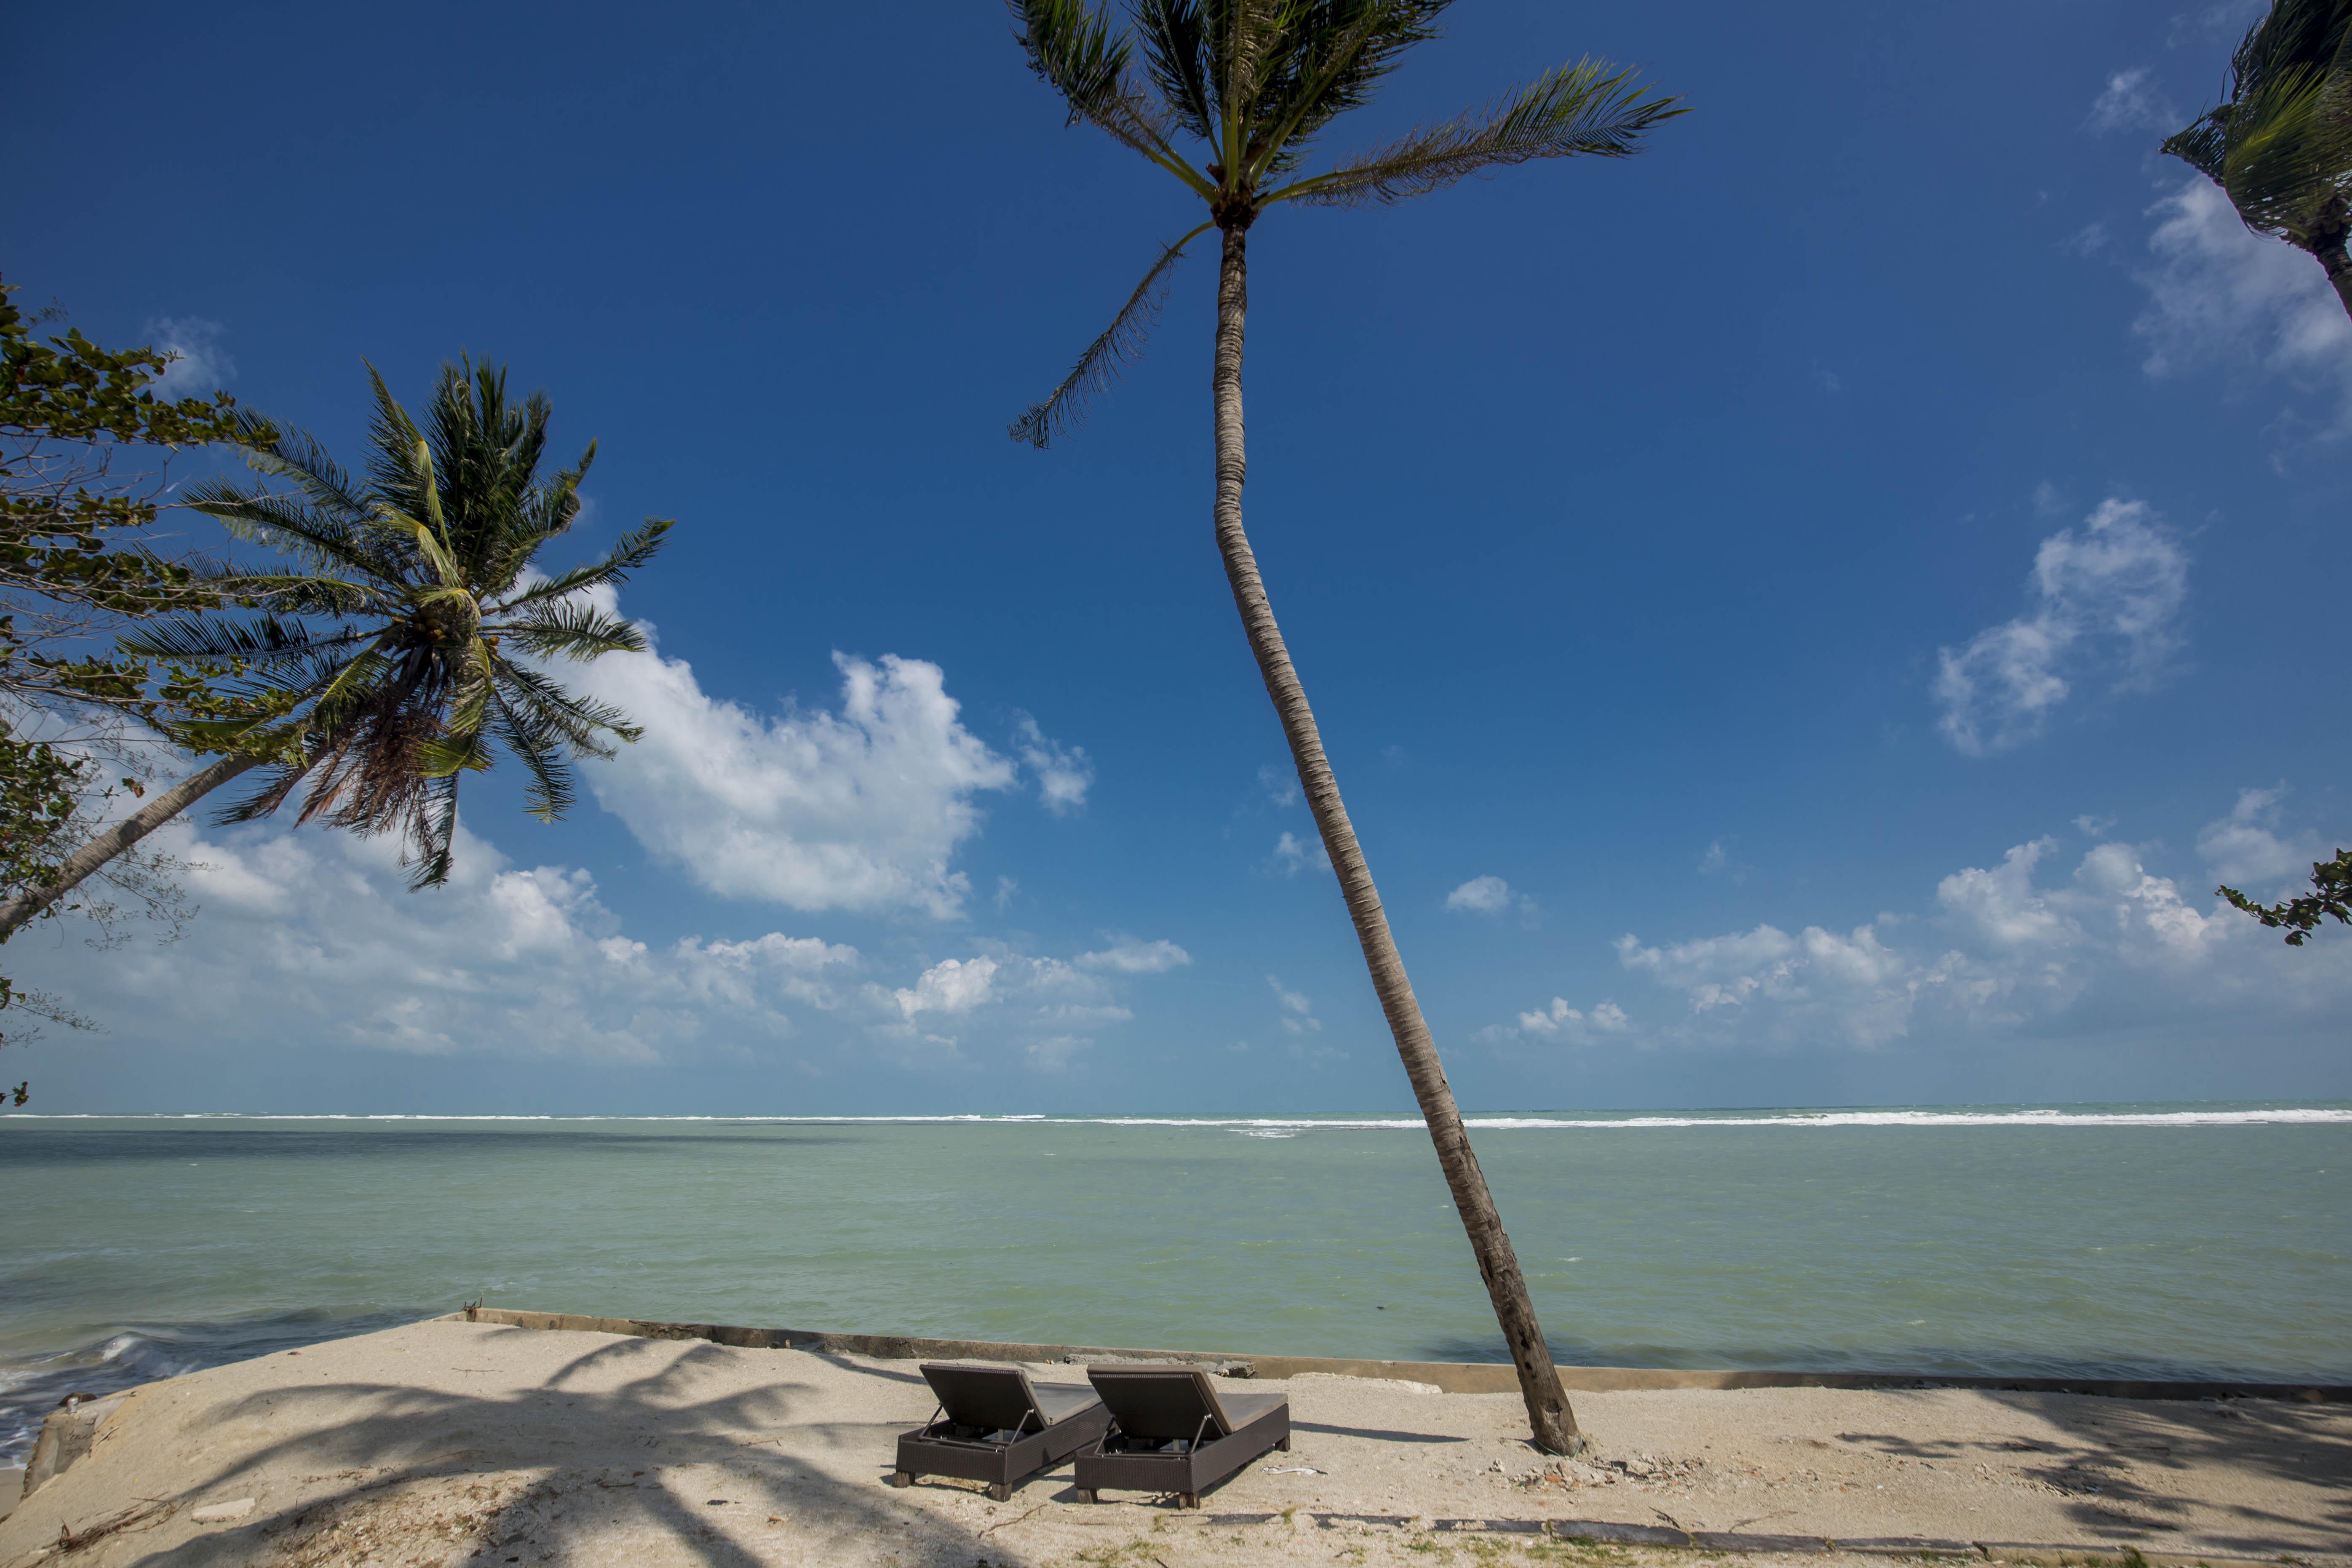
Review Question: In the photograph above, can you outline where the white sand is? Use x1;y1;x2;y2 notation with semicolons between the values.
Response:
2;1319;2344;1567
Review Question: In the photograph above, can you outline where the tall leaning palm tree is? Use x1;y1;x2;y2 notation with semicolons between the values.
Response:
0;359;668;941
1007;0;1682;1455
2165;0;2352;319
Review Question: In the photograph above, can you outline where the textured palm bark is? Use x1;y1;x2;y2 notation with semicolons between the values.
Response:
2315;232;2352;322
1207;222;1581;1456
0;753;260;943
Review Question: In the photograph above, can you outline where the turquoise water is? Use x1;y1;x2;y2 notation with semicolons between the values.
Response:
5;1106;2349;1467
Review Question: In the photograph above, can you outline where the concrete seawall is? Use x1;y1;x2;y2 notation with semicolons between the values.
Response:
451;1306;2352;1403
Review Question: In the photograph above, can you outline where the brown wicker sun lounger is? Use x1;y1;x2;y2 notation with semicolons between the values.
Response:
888;1361;1111;1500
1072;1364;1291;1508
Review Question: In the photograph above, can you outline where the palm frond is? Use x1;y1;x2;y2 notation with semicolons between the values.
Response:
1273;59;1685;208
2165;0;2352;246
1246;0;1454;178
500;598;649;660
2162;112;2232;182
489;688;579;820
406;772;462;890
118;614;367;667
235;420;373;525
1137;0;1216;140
494;518;670;611
1011;222;1213;448
155;355;661;873
188;565;382;617
1008;0;1214;192
492;659;640;753
2223;66;2352;239
363;362;433;511
180;475;396;583
211;761;310;826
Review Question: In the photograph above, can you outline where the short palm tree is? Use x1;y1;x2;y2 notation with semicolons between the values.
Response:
1007;0;1682;1455
0;359;668;940
2165;0;2352;319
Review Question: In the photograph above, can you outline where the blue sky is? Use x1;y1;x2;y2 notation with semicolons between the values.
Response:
10;0;2350;1114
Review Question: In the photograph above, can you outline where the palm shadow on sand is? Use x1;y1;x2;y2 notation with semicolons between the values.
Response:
115;1327;1032;1568
1831;1392;2352;1554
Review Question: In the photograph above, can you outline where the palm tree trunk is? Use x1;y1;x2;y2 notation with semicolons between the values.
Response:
1207;221;1582;1456
2315;231;2352;322
0;753;261;944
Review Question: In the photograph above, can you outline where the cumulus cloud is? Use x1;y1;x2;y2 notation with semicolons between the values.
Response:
22;800;1192;1080
30;817;859;1066
1481;996;1630;1046
2133;175;2352;422
146;318;233;398
2196;784;2323;888
866;940;1182;1066
1445;876;1512;914
1933;498;2188;755
2087;69;2179;134
892;956;999;1018
558;590;1018;917
1014;713;1094;816
1481;790;2352;1053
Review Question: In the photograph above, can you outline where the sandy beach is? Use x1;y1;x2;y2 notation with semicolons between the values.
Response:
2;1317;2345;1568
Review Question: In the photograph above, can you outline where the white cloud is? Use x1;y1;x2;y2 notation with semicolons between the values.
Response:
1484;996;1631;1046
1074;937;1192;974
146;318;233;398
560;590;1018;917
1257;764;1300;809
1271;831;1331;877
1934;498;2188;755
2196;784;2322;888
1267;974;1322;1035
23;800;1195;1080
892;956;999;1018
1482;791;2352;1053
1444;875;1516;914
2087;68;2179;134
1014;713;1093;816
32;817;859;1066
2133;175;2352;422
994;875;1018;913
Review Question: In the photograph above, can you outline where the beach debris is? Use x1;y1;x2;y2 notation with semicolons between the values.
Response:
52;1499;175;1552
1263;1464;1324;1475
191;1497;255;1523
1515;1451;1706;1491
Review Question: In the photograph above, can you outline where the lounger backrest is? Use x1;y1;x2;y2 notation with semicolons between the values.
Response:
1085;1364;1233;1442
919;1362;1043;1433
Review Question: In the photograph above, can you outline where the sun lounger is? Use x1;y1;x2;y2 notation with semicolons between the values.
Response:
889;1361;1111;1500
1073;1363;1291;1508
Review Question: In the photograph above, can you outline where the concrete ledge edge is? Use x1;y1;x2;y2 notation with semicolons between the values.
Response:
445;1308;2352;1405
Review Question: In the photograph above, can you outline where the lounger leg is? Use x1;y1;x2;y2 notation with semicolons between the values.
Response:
1178;1492;1200;1510
987;1483;1010;1502
1072;1489;1096;1504
1277;1435;1291;1451
887;1471;913;1488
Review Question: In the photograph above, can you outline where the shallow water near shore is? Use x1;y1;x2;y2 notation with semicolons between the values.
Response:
5;1103;2348;1471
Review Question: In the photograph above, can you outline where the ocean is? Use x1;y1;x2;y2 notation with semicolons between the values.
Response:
4;1105;2347;1472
